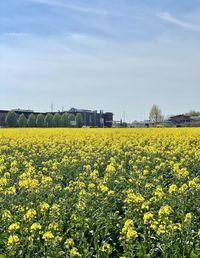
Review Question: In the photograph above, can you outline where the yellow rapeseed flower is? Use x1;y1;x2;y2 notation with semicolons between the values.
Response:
7;235;20;246
50;204;60;212
48;222;59;231
105;164;116;174
24;209;36;221
156;224;167;236
2;210;12;220
158;205;172;217
30;222;42;232
154;185;164;199
64;238;74;248
42;231;54;242
100;243;112;254
121;219;138;240
184;213;193;222
143;211;154;224
125;190;145;204
126;228;138;239
70;247;81;257
99;183;109;192
168;184;178;194
8;223;20;232
40;202;50;212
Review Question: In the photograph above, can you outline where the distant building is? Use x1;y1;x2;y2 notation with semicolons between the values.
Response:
131;121;149;128
190;116;200;126
169;115;192;125
0;108;113;128
0;110;8;127
67;108;113;127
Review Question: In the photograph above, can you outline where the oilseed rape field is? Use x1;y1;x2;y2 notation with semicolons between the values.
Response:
0;129;199;258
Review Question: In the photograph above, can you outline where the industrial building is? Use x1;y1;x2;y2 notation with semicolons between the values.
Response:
0;108;113;128
68;108;113;127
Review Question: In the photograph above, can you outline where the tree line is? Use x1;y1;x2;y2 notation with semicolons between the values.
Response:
5;111;83;128
185;110;200;117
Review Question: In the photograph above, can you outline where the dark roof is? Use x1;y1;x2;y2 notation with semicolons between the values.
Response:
0;110;9;113
0;109;113;115
170;114;191;119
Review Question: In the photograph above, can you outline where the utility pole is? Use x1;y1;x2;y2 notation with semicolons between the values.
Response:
51;103;53;113
123;110;126;123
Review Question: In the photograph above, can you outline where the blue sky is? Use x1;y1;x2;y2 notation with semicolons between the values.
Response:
1;0;200;121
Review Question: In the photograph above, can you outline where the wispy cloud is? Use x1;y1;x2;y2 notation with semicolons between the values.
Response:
1;32;29;38
159;12;200;32
27;0;108;15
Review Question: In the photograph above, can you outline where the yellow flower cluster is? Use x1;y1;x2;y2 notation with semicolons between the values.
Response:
158;205;172;217
121;219;138;240
42;231;54;242
23;209;37;221
8;223;20;232
143;211;154;224
0;128;199;257
7;235;20;246
30;222;42;232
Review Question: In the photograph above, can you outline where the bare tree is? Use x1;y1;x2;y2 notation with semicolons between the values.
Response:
149;104;164;124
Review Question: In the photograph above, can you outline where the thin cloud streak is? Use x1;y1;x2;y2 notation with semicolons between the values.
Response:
1;32;30;38
27;0;109;16
160;12;200;32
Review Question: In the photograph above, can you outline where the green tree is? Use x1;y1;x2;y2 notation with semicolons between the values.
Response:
61;112;70;127
5;111;18;127
68;114;76;127
149;104;164;124
27;114;36;127
44;113;53;127
18;114;27;127
53;113;62;127
36;114;44;127
76;113;83;128
185;110;200;117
